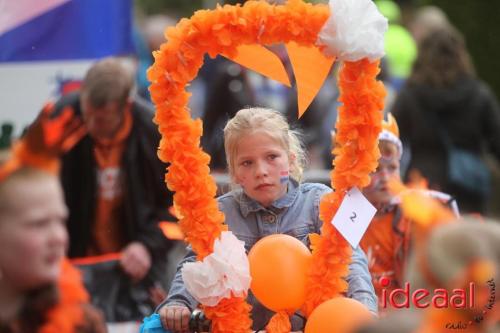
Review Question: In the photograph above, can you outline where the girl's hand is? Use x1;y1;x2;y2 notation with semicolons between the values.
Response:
159;305;191;333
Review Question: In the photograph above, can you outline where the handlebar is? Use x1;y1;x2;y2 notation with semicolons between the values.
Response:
139;310;210;333
139;311;304;333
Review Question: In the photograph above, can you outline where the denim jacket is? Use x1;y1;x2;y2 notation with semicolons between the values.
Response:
161;180;378;331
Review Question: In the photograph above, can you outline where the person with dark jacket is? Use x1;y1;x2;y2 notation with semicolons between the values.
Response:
392;27;500;214
53;58;175;320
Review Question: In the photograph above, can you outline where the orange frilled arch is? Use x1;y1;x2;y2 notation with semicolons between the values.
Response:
147;1;385;332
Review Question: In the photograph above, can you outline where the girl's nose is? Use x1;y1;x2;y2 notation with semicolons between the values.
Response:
255;160;268;178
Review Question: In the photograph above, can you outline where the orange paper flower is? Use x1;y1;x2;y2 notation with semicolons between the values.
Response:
265;311;292;333
39;260;90;333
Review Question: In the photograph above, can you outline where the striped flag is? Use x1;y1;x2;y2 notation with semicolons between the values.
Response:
0;0;134;62
280;170;289;184
0;0;135;136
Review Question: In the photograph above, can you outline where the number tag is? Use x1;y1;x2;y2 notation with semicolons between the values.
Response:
330;187;376;248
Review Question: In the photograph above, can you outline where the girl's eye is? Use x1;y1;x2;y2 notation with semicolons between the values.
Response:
268;154;278;160
241;160;251;167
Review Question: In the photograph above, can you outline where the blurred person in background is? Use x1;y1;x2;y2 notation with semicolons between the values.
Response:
409;5;451;46
201;59;256;171
135;14;178;103
375;0;417;91
360;114;458;306
405;218;500;332
49;57;176;321
0;147;106;332
392;27;500;215
357;217;500;332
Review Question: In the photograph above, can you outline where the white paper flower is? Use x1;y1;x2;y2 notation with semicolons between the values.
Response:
181;231;251;306
317;0;388;62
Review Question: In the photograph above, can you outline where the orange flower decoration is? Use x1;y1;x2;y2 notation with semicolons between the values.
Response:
303;59;385;316
0;102;85;182
148;0;385;332
39;260;90;333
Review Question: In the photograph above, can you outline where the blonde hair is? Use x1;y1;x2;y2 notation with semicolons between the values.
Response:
223;107;306;182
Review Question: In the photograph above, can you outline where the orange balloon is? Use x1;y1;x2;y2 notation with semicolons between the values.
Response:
305;298;374;333
248;234;312;312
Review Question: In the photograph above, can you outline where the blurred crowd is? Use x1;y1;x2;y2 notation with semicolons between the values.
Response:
131;0;500;216
0;0;499;332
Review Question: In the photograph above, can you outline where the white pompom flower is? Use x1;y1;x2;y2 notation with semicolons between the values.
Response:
181;231;251;306
317;0;388;62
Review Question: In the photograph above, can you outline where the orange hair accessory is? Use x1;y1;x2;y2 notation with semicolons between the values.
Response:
379;113;402;158
382;113;399;137
0;103;85;182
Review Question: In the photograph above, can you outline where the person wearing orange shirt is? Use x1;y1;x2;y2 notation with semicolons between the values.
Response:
52;58;175;321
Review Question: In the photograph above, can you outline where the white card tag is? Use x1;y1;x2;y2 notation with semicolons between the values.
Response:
331;187;377;248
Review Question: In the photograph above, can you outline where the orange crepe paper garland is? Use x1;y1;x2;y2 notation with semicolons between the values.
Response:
39;260;90;333
303;59;385;316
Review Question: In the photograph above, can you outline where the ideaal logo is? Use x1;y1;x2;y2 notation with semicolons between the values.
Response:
379;277;496;329
445;279;495;330
379;277;476;309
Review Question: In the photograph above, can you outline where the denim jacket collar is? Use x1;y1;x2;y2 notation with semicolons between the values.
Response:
238;179;299;217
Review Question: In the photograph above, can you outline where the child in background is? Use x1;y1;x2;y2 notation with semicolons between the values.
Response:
360;114;458;303
0;164;106;333
360;114;409;299
158;107;377;332
0;105;106;333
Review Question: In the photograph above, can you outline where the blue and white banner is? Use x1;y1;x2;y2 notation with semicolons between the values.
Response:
0;0;135;136
0;0;134;62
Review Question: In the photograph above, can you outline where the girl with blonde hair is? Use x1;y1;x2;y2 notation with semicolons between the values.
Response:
159;107;377;332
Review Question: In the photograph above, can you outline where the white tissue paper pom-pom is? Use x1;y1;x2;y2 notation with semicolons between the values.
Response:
317;0;388;62
181;231;251;306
